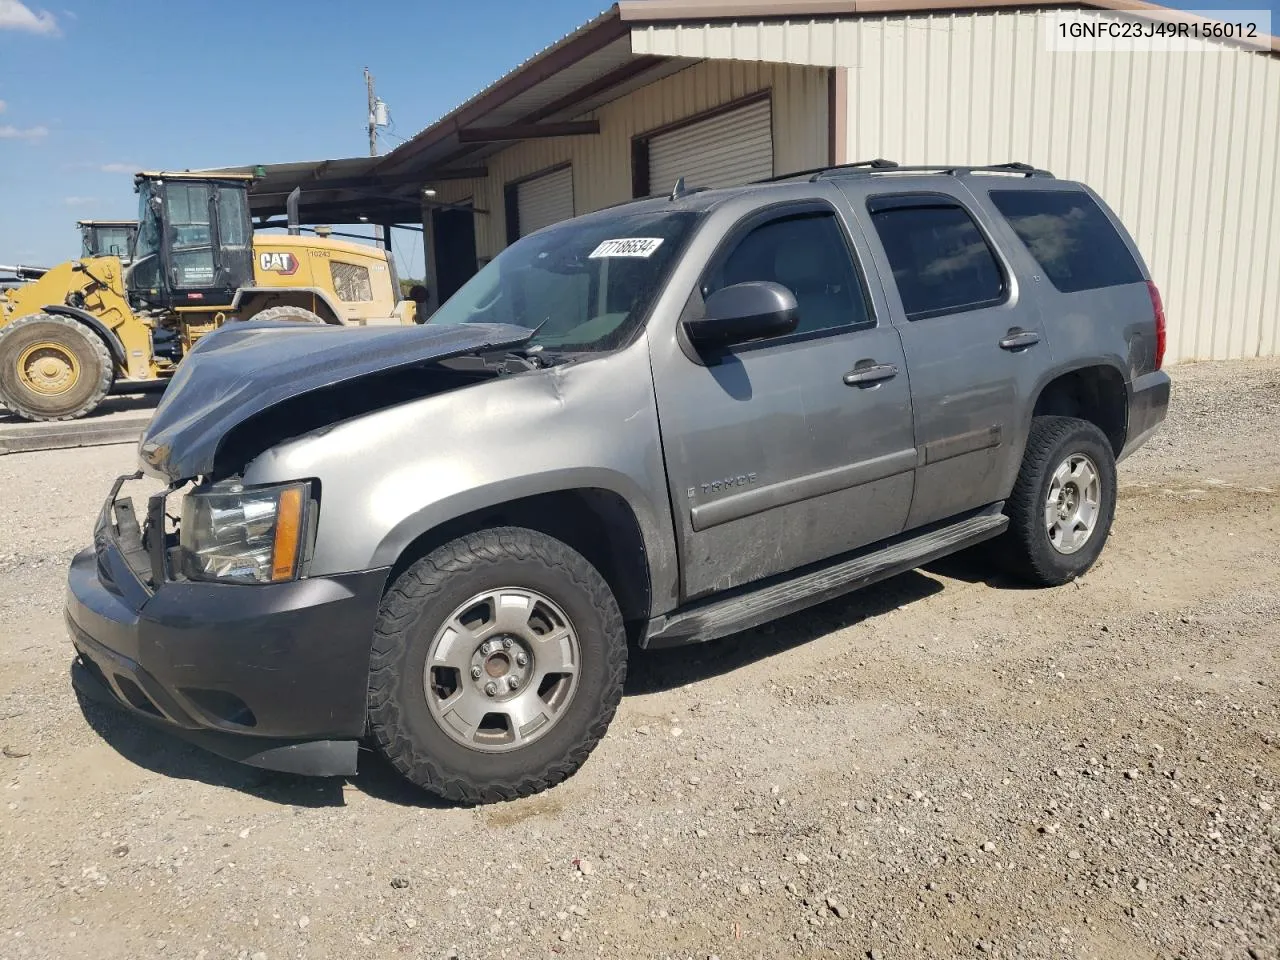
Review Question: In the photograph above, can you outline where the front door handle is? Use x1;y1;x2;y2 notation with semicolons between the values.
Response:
999;328;1041;351
843;361;899;386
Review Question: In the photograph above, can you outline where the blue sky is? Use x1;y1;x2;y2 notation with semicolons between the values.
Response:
0;0;608;276
1;0;1274;277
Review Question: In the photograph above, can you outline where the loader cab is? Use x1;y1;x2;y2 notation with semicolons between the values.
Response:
78;220;138;264
127;173;254;309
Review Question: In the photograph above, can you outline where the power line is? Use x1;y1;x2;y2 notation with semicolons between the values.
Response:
390;227;423;281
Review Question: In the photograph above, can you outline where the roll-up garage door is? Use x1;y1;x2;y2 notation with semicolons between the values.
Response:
515;166;575;238
648;98;773;193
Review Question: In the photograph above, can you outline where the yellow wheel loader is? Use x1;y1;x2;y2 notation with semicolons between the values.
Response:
78;220;138;264
0;172;416;422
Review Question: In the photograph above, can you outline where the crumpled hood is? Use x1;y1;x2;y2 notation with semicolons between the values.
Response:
139;320;534;481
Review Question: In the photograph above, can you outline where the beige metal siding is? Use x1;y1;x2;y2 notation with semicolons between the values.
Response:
648;97;774;190
632;13;1280;362
839;11;1278;362
424;60;829;262
632;19;859;67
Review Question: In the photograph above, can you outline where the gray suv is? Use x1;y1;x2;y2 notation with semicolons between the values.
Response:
66;161;1170;803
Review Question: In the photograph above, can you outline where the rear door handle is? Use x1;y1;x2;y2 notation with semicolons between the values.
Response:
999;329;1041;351
843;361;899;386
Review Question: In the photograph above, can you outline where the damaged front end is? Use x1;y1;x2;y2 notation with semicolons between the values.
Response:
126;317;556;594
66;319;552;775
137;319;539;483
67;460;391;775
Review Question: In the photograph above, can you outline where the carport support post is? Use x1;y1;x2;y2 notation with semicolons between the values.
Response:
422;194;440;316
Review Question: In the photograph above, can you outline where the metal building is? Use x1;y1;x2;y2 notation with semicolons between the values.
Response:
224;0;1279;362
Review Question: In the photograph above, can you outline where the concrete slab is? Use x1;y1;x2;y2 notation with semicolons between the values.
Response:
0;393;159;455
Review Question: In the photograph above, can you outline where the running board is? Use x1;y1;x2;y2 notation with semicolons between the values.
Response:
641;506;1008;649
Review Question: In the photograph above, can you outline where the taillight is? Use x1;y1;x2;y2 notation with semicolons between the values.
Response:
1147;281;1166;370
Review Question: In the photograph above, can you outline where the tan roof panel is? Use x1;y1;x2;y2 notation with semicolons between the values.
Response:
616;0;1279;51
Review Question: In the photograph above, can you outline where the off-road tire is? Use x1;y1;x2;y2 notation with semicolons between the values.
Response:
238;305;327;324
0;313;113;421
368;527;627;804
997;415;1117;587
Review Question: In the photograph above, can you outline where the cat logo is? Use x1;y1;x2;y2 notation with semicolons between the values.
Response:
258;251;299;276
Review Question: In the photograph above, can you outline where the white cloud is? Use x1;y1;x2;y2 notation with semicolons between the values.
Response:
0;1;58;34
99;162;137;174
62;196;96;206
0;124;49;141
0;99;6;114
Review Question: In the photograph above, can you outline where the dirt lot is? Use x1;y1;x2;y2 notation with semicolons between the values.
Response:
0;359;1277;960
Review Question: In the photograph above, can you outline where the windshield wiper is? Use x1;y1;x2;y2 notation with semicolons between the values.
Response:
500;317;557;368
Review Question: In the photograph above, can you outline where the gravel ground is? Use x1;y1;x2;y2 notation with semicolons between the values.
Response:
0;358;1277;960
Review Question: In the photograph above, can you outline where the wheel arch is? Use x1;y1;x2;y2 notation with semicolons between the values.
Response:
231;287;343;324
379;486;654;632
37;304;128;371
1028;361;1130;457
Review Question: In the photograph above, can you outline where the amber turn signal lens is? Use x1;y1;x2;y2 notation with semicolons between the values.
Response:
270;485;305;582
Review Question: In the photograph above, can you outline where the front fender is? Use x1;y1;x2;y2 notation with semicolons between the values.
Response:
41;304;129;369
243;339;682;616
372;463;672;571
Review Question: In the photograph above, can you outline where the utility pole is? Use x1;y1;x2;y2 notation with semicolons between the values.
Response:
365;67;378;158
364;67;386;245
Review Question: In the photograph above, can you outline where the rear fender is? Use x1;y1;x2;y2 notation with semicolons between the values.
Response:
230;287;344;324
1025;358;1131;455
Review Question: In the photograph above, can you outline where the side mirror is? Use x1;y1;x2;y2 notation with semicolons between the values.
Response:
683;281;799;349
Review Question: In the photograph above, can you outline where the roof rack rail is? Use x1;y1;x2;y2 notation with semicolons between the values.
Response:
759;158;898;184
815;160;1053;180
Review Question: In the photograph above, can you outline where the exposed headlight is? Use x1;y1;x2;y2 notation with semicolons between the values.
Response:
179;481;311;584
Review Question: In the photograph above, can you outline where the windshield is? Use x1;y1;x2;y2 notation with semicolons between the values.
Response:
85;226;135;259
426;209;700;352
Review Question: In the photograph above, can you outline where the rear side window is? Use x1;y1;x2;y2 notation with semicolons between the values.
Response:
868;197;1005;320
989;189;1142;293
330;261;373;302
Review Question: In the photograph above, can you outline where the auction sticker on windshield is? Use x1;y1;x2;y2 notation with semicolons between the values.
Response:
589;238;664;258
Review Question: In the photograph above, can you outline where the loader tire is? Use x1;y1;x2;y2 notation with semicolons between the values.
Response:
0;314;113;421
238;305;327;324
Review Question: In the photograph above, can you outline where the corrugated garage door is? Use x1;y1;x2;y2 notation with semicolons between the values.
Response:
516;166;575;237
649;98;774;193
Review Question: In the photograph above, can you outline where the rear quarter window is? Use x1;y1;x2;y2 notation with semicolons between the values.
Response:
989;190;1142;293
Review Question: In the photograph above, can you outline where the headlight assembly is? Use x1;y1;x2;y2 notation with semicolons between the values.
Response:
179;481;311;584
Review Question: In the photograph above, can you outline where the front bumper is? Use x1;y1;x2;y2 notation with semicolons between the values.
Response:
65;481;389;777
1119;369;1172;461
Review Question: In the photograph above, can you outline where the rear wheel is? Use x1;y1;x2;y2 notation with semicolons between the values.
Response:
996;416;1117;587
368;527;627;803
238;305;326;324
0;313;113;421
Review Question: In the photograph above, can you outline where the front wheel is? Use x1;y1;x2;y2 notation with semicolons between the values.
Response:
0;313;113;421
996;416;1118;587
368;527;627;803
